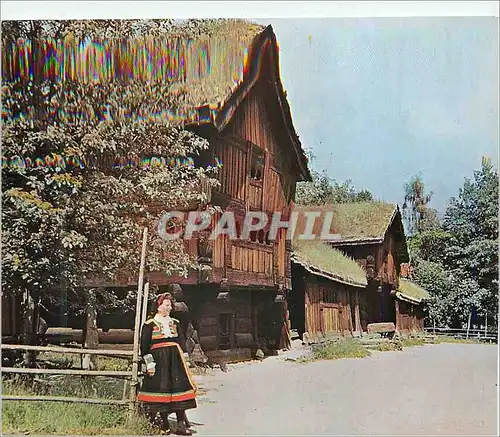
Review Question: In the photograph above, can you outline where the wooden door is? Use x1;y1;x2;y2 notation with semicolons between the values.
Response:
320;303;342;334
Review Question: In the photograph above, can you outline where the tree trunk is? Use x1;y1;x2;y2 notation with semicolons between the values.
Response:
21;290;37;367
82;288;99;370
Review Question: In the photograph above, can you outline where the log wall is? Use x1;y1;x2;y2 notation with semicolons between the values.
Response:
304;275;355;337
395;300;425;333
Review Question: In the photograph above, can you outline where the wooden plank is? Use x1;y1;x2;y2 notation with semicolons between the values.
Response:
235;318;252;333
226;269;275;287
242;247;249;272
205;348;251;364
1;367;132;377
231;245;237;270
248;249;254;272
235;333;254;348
253;248;259;273
199;335;217;351
232;148;237;198
1;395;128;405
1;344;133;357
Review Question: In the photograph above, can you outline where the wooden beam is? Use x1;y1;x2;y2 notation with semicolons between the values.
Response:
1;344;133;357
1;395;128;405
1;367;132;377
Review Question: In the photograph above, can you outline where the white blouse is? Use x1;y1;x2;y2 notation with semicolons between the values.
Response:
154;314;174;337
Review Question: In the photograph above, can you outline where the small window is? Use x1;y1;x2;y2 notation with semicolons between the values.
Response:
217;313;234;350
250;145;265;181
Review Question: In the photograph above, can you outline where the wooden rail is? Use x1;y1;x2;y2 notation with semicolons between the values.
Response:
1;344;133;357
1;395;128;405
424;327;498;342
2;367;132;377
1;226;149;413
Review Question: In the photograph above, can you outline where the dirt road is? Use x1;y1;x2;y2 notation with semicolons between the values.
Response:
188;343;497;435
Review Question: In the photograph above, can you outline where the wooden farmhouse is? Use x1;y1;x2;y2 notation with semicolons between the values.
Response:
395;266;430;333
163;23;311;361
290;239;367;342
21;21;311;362
291;202;428;337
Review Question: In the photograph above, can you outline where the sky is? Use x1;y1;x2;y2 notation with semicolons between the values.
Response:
1;3;498;214
254;17;499;213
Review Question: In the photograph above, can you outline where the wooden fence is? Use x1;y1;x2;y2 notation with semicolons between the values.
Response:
1;228;150;417
424;326;498;343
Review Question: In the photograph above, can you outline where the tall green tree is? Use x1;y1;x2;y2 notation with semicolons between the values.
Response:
402;174;434;236
409;158;498;327
295;169;373;205
442;157;498;323
1;20;222;321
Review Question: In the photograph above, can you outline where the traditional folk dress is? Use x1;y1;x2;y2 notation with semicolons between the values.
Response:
138;314;197;415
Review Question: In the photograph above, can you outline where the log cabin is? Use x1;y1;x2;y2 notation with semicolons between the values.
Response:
290;239;367;343
27;21;312;362
394;279;429;333
292;202;411;334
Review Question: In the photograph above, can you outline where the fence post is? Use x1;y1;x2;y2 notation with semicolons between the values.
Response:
140;282;150;329
128;227;148;419
484;312;488;338
466;311;472;339
82;288;99;370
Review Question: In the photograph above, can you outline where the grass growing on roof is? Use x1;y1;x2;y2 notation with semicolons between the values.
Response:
329;202;396;239
398;279;430;302
293;239;367;286
293;201;397;240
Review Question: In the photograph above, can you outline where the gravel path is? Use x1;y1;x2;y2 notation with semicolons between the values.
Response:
187;343;498;435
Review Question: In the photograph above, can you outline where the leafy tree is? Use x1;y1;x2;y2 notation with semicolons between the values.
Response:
295;169;373;205
402;174;434;236
409;158;498;327
408;229;452;265
1;19;221;324
412;259;485;328
443;157;498;323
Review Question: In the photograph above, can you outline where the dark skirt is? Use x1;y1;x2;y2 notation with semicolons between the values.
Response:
137;342;197;414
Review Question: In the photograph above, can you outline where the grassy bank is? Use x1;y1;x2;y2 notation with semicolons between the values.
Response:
299;335;429;362
2;352;144;435
433;335;495;344
2;377;154;435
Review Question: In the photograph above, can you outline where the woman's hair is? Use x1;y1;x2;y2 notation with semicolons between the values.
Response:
150;292;174;316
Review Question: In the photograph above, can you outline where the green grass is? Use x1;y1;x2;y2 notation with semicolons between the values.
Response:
300;339;372;362
371;341;402;352
399;337;425;348
293;239;367;286
327;202;396;239
434;335;492;344
297;335;430;363
1;380;154;435
294;202;396;240
398;279;430;302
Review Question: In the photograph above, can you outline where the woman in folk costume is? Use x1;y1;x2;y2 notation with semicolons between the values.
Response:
138;293;197;435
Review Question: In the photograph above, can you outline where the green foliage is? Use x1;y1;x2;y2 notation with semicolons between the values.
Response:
295;169;373;205
408;229;453;264
292;239;367;286
309;340;371;361
2;400;153;435
1;20;221;316
402;174;434;236
443;160;498;296
406;160;498;328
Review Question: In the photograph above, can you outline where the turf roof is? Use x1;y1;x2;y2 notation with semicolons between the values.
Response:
292;202;399;243
292;239;367;287
396;278;430;304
